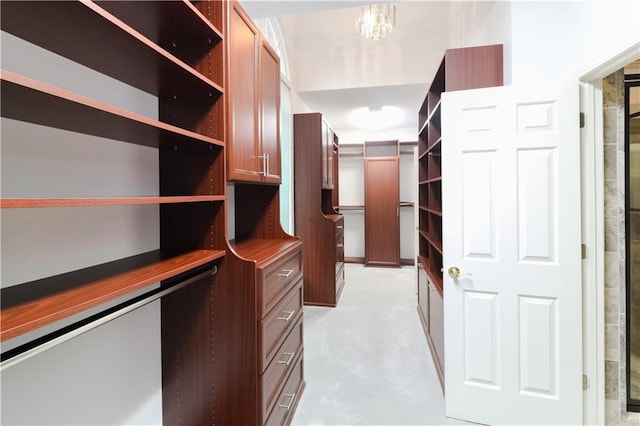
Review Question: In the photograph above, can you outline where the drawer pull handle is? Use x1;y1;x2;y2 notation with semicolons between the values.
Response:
336;243;344;248
279;393;296;411
277;351;296;366
337;225;343;229
277;310;295;322
276;269;294;278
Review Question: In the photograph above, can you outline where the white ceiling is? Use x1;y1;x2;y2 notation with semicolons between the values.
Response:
240;1;490;134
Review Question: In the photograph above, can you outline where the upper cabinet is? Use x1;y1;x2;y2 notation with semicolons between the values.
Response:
227;1;281;184
259;39;282;183
321;121;337;189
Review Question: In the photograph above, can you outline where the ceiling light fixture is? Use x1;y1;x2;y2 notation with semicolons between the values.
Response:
351;106;403;130
356;3;397;41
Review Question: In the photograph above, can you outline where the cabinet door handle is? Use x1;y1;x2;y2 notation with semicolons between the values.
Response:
277;310;295;322
258;153;269;177
277;351;296;366
336;243;344;248
276;269;294;278
279;393;296;410
337;225;343;229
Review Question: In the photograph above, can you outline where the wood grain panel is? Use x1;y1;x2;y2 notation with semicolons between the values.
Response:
227;2;260;181
364;157;400;266
1;250;224;342
293;113;343;306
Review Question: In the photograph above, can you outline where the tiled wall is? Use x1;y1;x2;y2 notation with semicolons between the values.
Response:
603;69;640;425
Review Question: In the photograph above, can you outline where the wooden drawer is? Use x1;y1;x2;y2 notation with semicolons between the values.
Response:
265;350;305;426
259;281;303;372
261;316;303;420
259;250;303;316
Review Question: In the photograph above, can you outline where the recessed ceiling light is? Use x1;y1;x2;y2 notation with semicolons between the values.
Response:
350;106;403;130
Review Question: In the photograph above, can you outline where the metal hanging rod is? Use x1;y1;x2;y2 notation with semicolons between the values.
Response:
1;266;217;371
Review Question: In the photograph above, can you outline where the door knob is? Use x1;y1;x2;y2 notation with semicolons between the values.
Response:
448;266;471;279
448;266;461;278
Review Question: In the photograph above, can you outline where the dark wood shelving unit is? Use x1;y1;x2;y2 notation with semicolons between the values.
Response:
294;113;344;307
0;1;224;95
417;44;503;391
1;1;229;424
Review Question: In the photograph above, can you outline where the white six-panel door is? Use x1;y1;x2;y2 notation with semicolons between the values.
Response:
441;83;582;425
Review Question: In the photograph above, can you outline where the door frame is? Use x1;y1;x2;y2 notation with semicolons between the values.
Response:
579;41;640;425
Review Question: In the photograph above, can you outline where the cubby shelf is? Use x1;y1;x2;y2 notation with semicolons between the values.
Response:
1;71;224;149
0;249;225;342
0;1;224;97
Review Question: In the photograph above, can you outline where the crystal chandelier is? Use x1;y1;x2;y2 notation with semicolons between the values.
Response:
356;3;397;41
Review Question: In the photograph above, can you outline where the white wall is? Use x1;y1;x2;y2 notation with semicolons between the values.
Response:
1;32;162;425
510;1;640;83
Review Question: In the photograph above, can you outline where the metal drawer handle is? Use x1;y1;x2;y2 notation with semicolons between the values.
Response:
279;393;296;411
277;351;296;366
276;269;294;278
277;310;295;322
337;225;343;229
336;243;344;248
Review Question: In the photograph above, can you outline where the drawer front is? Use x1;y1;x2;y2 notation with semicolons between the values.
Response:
261;317;303;420
259;281;303;372
260;250;303;316
265;351;304;426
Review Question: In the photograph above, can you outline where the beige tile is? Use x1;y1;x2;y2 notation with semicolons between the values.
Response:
606;360;619;399
605;252;619;289
606;324;619;361
606;398;620;425
604;107;618;146
606;218;620;253
606;287;619;324
604;180;619;218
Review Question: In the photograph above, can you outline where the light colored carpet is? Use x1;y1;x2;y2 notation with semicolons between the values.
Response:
291;263;469;426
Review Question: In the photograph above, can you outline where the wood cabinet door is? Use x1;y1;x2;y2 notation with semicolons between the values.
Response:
227;3;260;182
321;120;330;189
364;157;400;266
259;39;281;184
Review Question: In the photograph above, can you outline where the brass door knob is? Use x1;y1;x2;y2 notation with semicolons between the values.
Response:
448;266;461;279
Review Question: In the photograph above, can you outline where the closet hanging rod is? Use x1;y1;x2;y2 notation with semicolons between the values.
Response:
0;266;216;371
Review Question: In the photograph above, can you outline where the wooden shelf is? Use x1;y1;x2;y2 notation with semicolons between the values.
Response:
425;268;444;296
427;100;442;123
0;0;223;97
1;71;224;149
230;239;302;269
0;249;225;342
428;138;442;154
96;1;224;46
1;196;224;209
338;205;366;210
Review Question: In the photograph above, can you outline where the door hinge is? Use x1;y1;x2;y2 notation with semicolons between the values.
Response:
583;374;589;390
581;243;587;260
580;112;585;128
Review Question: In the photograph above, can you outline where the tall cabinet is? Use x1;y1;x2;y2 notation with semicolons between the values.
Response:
214;2;304;424
364;140;400;267
1;1;227;423
417;44;503;389
294;113;345;307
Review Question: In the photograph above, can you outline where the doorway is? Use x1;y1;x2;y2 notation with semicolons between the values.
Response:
626;72;640;412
